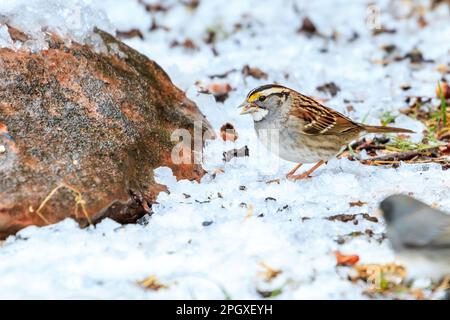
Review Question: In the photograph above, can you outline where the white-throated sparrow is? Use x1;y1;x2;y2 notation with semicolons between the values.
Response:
239;84;414;180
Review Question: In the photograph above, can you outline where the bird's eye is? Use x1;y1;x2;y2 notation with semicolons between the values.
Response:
258;95;266;102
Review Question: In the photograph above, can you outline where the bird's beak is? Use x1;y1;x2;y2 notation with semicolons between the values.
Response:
238;101;258;115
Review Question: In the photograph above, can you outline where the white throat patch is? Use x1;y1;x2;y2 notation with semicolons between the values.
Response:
251;108;269;122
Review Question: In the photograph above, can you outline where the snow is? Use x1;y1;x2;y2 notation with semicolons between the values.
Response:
0;0;114;51
0;24;13;48
1;0;450;299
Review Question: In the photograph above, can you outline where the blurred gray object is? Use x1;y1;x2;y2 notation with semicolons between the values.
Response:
380;194;450;281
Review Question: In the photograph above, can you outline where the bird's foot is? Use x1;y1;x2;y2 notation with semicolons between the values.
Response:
287;160;325;181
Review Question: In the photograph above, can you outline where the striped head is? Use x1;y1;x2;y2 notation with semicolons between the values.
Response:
239;84;291;121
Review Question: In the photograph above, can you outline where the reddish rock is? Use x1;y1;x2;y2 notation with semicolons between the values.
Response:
0;28;212;238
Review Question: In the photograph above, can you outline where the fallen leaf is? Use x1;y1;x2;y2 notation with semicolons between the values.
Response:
316;82;341;97
417;15;428;28
258;262;282;282
334;251;360;266
371;59;389;66
138;275;168;291
149;18;170;32
327;214;357;223
208;83;233;103
380;44;397;54
361;213;378;223
327;213;378;224
196;82;233;103
117;29;144;40
143;3;169;13
170;38;198;50
372;27;396;36
242;65;268;80
181;0;200;10
349;200;367;207
400;84;412;91
397;48;433;64
208;68;237;79
298;17;317;35
220;123;238;142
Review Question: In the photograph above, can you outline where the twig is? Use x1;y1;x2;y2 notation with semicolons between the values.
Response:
208;68;237;79
31;183;92;225
362;149;437;163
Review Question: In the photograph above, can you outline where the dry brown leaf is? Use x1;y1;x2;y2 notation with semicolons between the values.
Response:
208;83;232;95
220;123;238;142
138;275;168;291
346;105;355;112
334;251;360;266
316;82;341;97
170;38;198;50
417;15;428;28
242;65;268;80
117;29;144;40
258;261;282;282
349;200;367;207
196;82;233;103
298;17;317;34
143;3;169;13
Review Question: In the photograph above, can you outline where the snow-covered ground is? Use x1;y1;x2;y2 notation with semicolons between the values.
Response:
0;0;449;299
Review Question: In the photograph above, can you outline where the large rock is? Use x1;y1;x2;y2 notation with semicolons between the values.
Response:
0;27;212;238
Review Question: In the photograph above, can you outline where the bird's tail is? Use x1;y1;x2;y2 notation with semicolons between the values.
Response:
361;125;415;134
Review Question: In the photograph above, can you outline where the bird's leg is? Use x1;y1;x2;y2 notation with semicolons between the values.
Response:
289;160;325;181
285;163;303;179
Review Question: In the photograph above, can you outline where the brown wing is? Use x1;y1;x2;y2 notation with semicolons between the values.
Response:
289;93;362;135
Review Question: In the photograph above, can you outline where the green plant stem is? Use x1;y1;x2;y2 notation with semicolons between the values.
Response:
438;81;447;126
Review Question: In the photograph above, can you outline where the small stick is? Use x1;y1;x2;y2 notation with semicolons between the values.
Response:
362;150;435;163
32;183;92;225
